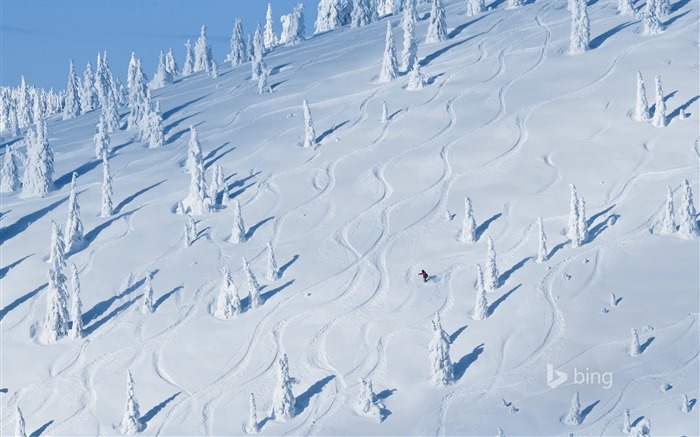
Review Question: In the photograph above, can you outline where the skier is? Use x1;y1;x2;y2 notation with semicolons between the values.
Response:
419;269;429;283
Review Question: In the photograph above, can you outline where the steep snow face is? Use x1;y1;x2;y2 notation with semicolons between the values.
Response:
1;0;698;435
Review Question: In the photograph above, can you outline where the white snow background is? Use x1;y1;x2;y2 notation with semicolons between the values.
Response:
1;0;699;435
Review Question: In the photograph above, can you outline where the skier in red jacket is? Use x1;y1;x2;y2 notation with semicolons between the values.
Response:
419;270;429;283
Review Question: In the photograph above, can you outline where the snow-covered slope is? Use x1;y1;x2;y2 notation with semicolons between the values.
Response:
1;0;699;435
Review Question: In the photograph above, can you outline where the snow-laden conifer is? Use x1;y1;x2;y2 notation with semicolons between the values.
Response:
651;75;666;128
678;179;700;238
315;0;343;34
120;370;144;435
22;118;54;198
577;195;588;244
185;126;203;174
656;0;670;15
210;59;219;79
567;184;582;247
243;256;261;309
183;39;194;75
101;152;114;217
485;236;500;292
351;0;373;28
252;24;266;80
622;408;632;432
658;186;676;233
266;241;281;281
63;60;82;120
247;393;260;433
618;0;635;15
536;216;548;263
150;50;173;89
629;328;642;356
429;313;453;385
15;405;27;437
508;0;524;8
194;25;214;73
142;271;154;314
402;0;418;71
681;393;691;413
425;0;448;43
1;144;21;192
264;3;279;49
230;19;248;67
214;268;240;319
467;0;486;16
184;156;211;215
562;390;582;425
69;264;83;339
407;61;425;90
628;418;651;437
165;48;179;77
498;427;506;437
641;7;664;35
17;76;32;129
635;71;650;121
42;221;70;343
381;101;389;123
473;265;489;320
208;164;225;205
81;62;99;112
127;55;148;131
460;197;477;243
379;21;399;83
258;66;272;94
146;100;164;148
569;0;590;55
230;199;247;243
94;115;110;159
281;3;306;45
355;378;386;421
271;353;296;421
303;99;316;148
65;172;84;253
221;183;231;206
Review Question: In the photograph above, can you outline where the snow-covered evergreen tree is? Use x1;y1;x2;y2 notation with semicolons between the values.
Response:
678;179;700;238
425;0;448;43
635;71;650;121
651;74;666;127
507;0;524;8
406;61;425;90
243;256;261;309
562;390;582;425
258;66;272;94
64;172;84;253
271;353;296;421
629;328;642;356
17;76;32;129
42;221;70;343
280;3;306;45
208;164;225;205
184;215;195;247
264;3;279;49
656;0;670;15
81;62;99;112
247;32;255;60
577;195;588;244
184;125;203;172
214;268;240;319
485;236;500;292
210;59;219;78
1;144;21;192
221;183;231;206
142;271;154;314
355;378;386;421
63;60;82;120
536;216;548;263
402;0;418;71
622;408;632;432
381;100;389;123
15;405;27;437
120;370;144;435
69;263;83;339
569;0;590;55
100;152;114;217
150;50;173;89
473;266;489;320
315;0;343;34
146;100;164;148
617;0;635;15
230;199;247;243
303;99;316;148
127;56;148;131
22;118;54;198
641;7;664;35
230;19;248;67
379;21;399;83
184;154;211;215
351;0;373;28
498;427;506;437
567;184;582;247
429;313;454;385
467;0;486;16
247;393;260;433
94;115;110;159
165;48;179;77
658;186;676;233
628;418;652;437
460;197;477;243
183;39;194;75
252;24;266;80
194;25;214;73
266;241;281;281
681;393;691;413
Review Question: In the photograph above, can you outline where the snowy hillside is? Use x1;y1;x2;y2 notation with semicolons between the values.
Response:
1;0;699;435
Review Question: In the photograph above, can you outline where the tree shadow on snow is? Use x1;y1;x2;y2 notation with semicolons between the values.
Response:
115;181;167;214
548;241;568;259
278;255;300;277
587;214;618;243
640;336;655;354
245;216;274;240
83;275;149;325
454;344;484;380
163;113;198;136
54;161;102;189
580;400;600;422
489;284;521;316
664;9;691;26
489;0;508;9
0;283;47;322
450;325;468;343
316;120;349;144
475;213;502;241
669;95;700;121
204;142;234;171
376;388;396;400
78;207;144;253
154;286;184;311
587;204;616;227
29;420;54;437
0;388;8;393
167;121;204;145
262;280;294;304
83;295;140;336
0;253;33;280
448;15;489;39
420;33;484;68
141;392;181;427
111;139;136;155
270;63;291;76
590;22;635;49
631;415;646;427
162;94;212;121
295;375;336;414
671;0;692;12
499;257;529;284
0;196;69;246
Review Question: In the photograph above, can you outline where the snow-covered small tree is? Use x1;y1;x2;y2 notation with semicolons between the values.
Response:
635;71;650;121
355;378;386;421
230;19;248;67
150;50;173;89
381;101;389;123
165;48;179;77
1;145;21;192
406;61;425;90
460;197;477;243
536;217;548;263
69;264;83;339
429;313;453;385
379;21;398;83
146;100;164;148
617;0;635;15
94;115;110;159
484;236;500;292
247;32;255;60
303;99;316;148
185;215;197;247
681;393;691;413
142;271;154;314
577;196;588;244
656;0;670;15
315;0;343;33
194;25;214;73
17;76;32;129
100;152;114;217
230;199;247;243
63;60;82;120
22;119;54;198
185;126;203;174
81;62;99;112
508;0;524;8
351;0;373;28
210;60;219;79
628;418;651;437
15;405;27;437
271;353;296;421
243;256;261;309
264;3;279;49
258;66;272;94
622;408;632;433
498;428;506;437
629;328;642;356
208;164;225;205
658;186;676;233
184;156;211;215
562;390;582;425
65;172;84;253
127;55;148;131
183;39;194;75
214;268;240;319
569;0;590;55
42;221;70;343
266;241;281;281
473;265;489;320
280;3;306;45
641;8;664;35
467;0;486;16
221;183;231;206
247;393;260;433
651;75;666;128
251;23;265;80
678;179;699;238
425;0;448;43
120;370;144;435
567;184;582;247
